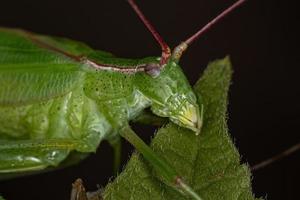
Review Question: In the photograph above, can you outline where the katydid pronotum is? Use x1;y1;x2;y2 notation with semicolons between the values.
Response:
0;0;248;199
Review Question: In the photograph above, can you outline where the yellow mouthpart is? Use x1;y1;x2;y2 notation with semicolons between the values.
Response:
176;103;203;135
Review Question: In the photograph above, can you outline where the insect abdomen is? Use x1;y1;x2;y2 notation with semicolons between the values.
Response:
0;82;111;153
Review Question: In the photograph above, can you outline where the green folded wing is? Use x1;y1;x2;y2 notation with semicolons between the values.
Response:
0;28;89;106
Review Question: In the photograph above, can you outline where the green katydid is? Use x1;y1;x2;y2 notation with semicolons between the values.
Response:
0;0;247;199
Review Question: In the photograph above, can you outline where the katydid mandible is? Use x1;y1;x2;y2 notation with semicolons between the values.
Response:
0;0;247;199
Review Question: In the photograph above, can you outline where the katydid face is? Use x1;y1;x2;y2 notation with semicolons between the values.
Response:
136;60;203;134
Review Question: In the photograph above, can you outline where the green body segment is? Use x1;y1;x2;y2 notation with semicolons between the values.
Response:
0;28;200;173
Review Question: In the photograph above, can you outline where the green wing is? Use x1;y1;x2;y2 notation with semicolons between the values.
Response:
0;27;157;106
0;28;97;106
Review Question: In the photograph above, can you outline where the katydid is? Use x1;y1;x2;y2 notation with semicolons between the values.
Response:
0;0;247;199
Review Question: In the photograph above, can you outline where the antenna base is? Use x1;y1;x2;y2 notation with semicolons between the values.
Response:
172;42;188;62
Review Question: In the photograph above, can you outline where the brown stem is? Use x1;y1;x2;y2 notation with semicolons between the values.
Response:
251;142;300;171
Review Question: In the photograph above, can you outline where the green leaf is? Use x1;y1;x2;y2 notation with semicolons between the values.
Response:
103;57;259;200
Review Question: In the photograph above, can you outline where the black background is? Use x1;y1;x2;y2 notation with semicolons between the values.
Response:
0;0;299;199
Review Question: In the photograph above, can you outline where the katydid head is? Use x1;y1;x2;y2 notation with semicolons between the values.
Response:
138;60;203;134
129;0;247;134
153;66;203;134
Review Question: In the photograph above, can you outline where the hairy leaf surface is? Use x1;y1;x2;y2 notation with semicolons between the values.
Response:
103;57;259;200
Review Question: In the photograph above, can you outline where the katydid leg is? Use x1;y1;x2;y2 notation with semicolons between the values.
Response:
108;137;122;174
71;179;102;200
71;179;89;200
119;125;202;200
0;139;84;173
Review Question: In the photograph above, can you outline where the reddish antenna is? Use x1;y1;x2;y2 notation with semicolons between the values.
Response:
127;0;248;63
127;0;171;65
172;0;247;61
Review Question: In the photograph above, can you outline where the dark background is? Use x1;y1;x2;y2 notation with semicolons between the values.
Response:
0;0;299;199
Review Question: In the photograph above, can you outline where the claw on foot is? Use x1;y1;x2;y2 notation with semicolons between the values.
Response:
71;179;102;200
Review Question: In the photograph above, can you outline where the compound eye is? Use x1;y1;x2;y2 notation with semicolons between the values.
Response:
145;63;161;77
